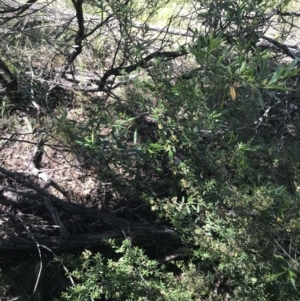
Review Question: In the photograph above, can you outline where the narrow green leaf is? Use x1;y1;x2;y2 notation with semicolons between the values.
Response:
255;88;265;109
149;143;165;150
168;149;173;162
290;276;297;291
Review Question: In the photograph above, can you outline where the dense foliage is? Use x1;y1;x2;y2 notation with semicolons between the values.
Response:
1;0;300;300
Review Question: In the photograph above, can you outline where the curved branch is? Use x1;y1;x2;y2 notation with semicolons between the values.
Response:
98;49;188;91
261;35;300;59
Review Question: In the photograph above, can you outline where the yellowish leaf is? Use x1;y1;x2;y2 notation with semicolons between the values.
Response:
230;86;237;100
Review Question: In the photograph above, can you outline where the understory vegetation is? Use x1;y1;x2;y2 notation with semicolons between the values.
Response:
1;0;300;300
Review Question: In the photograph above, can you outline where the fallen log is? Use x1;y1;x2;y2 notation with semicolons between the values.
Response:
0;229;177;251
0;166;178;251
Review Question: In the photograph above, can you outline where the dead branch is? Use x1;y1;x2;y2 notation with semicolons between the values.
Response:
0;166;177;251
